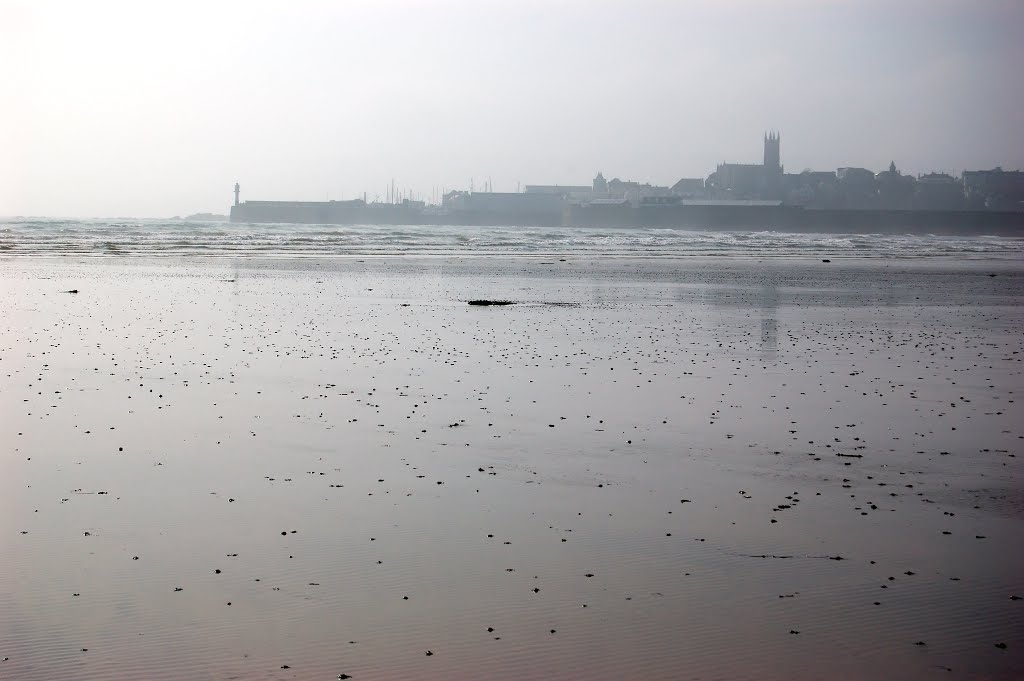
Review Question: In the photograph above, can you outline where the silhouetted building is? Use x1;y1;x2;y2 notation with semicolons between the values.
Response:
671;177;705;197
706;132;784;200
914;173;964;210
836;167;874;184
963;167;1024;210
707;163;762;198
836;167;876;208
604;178;672;204
782;170;837;206
875;161;916;209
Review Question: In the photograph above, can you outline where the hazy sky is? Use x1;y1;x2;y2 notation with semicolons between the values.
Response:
2;0;1022;217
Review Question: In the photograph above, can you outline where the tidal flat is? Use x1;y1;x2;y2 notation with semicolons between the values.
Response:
1;256;1022;680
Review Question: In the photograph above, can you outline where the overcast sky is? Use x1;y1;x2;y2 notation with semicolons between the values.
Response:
2;0;1022;217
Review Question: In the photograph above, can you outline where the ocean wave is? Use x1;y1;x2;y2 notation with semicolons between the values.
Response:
0;218;1022;260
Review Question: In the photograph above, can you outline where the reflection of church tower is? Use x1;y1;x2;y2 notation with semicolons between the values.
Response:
763;131;780;171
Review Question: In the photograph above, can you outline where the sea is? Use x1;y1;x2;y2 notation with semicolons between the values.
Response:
1;218;1022;259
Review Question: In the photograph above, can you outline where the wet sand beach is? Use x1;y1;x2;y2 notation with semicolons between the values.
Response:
1;255;1022;680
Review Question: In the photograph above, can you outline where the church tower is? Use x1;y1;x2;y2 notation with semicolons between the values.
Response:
763;131;781;171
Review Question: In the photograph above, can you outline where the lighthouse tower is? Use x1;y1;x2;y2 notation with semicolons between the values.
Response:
234;182;241;207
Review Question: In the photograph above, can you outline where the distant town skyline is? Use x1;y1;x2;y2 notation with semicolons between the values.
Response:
229;132;1023;222
3;0;1023;217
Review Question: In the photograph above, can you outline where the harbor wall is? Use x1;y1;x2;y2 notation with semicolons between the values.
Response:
230;200;1024;236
